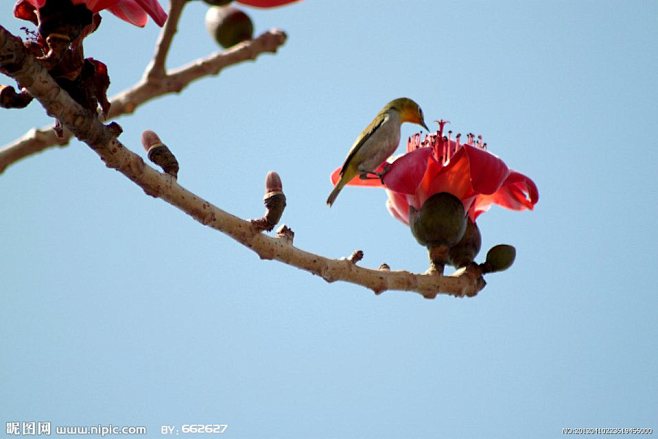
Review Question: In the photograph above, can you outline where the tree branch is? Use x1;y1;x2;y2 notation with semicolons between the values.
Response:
0;28;287;173
0;25;485;299
144;0;187;80
0;127;70;172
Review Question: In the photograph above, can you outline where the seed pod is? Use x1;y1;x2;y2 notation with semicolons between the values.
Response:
202;0;233;5
409;192;467;248
409;192;467;274
480;244;516;273
448;218;482;268
141;130;179;179
205;6;254;48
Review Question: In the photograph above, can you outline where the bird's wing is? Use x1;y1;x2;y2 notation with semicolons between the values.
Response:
338;112;389;176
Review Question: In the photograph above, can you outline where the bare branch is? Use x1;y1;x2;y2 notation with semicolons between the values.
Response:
144;0;187;80
0;28;287;173
0;26;485;299
0;127;70;173
110;29;287;117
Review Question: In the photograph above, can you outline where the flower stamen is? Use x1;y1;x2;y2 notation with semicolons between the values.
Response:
435;119;449;137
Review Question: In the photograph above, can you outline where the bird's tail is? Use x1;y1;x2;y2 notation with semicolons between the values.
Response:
326;180;346;207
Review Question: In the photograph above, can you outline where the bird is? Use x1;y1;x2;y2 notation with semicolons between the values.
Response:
326;97;429;206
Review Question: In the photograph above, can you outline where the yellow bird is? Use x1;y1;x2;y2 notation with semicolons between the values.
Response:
327;97;429;206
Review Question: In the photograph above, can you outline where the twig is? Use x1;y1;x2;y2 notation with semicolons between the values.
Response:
0;28;287;173
144;0;187;80
0;127;70;172
111;29;287;116
0;26;485;299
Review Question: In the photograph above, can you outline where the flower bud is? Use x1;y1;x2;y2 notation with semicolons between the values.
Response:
481;244;516;273
252;171;286;232
348;250;364;264
141;130;179;179
276;224;294;243
205;6;254;49
409;192;467;248
448;218;481;268
264;170;282;195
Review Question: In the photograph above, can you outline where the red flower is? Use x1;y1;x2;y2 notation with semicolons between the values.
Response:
15;0;168;27
330;120;538;224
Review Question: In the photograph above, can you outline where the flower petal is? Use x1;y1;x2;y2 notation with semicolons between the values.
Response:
385;190;411;225
133;0;167;26
463;145;510;195
106;1;149;27
381;147;432;194
15;0;45;8
13;0;40;23
419;148;474;205
82;0;167;26
495;171;539;210
469;170;539;220
238;0;299;7
329;163;387;188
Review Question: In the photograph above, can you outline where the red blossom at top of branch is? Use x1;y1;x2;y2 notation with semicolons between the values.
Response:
15;0;168;27
330;119;539;224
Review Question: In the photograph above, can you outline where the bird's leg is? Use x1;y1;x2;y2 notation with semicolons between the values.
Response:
358;171;381;180
377;163;392;180
358;163;392;183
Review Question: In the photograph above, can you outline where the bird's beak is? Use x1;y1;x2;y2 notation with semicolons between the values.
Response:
421;120;430;132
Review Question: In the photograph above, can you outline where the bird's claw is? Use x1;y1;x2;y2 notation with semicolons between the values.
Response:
358;163;391;183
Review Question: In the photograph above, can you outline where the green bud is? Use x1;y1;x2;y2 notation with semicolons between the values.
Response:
409;192;467;248
205;6;254;49
481;244;516;273
448;218;481;268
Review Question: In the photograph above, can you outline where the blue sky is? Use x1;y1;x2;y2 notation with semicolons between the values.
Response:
1;1;657;438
